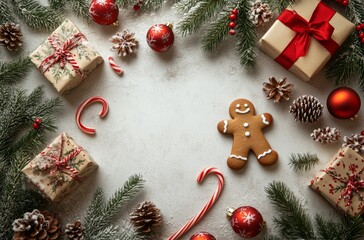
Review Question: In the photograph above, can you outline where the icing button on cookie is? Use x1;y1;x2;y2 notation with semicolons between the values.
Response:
244;123;249;128
245;131;250;137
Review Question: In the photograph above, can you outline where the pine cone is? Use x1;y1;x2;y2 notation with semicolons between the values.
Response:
0;22;23;51
13;209;61;240
262;77;294;103
110;29;138;57
249;0;273;27
343;133;364;155
65;220;83;240
311;127;341;144
130;201;163;232
289;95;323;123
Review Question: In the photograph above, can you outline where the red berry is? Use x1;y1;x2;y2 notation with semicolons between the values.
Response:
229;29;236;35
342;0;349;6
33;123;40;130
359;32;364;38
232;9;238;15
356;25;362;31
35;118;42;124
229;14;237;21
361;38;364;43
229;22;236;28
133;4;140;11
361;130;364;136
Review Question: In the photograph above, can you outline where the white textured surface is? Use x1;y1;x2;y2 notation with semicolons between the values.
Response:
2;4;363;239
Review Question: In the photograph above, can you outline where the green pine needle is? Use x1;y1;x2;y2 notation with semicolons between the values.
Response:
141;0;164;10
48;0;66;9
0;57;32;84
174;0;201;12
0;0;15;24
266;0;295;13
288;153;319;172
70;0;91;21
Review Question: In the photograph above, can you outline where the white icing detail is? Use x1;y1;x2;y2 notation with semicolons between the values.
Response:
245;131;250;137
230;155;247;161
257;149;272;159
223;120;228;133
236;104;240;108
261;114;270;125
243;123;249;128
244;103;249;107
235;108;250;114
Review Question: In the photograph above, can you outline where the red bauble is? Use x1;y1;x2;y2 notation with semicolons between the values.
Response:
189;232;216;240
227;206;265;238
146;24;174;52
327;87;361;119
89;0;119;25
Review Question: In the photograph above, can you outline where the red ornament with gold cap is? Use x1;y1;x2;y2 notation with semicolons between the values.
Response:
146;23;174;52
89;0;119;25
326;87;361;119
227;206;265;238
189;232;216;240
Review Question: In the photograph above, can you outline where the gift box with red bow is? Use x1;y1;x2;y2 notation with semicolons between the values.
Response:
30;19;103;94
310;147;364;216
22;133;98;202
258;0;355;81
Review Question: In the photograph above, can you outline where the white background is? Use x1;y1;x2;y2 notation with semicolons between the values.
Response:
2;2;363;239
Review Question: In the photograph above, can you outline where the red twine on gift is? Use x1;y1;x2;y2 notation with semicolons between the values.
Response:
43;133;81;179
322;164;364;207
275;1;340;69
38;32;85;74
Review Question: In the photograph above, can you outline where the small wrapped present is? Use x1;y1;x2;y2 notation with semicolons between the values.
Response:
22;133;98;202
30;19;103;94
258;0;355;81
310;147;364;216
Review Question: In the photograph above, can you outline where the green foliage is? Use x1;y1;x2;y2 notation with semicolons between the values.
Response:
48;0;66;9
70;0;91;21
288;153;319;172
0;57;32;84
266;0;295;13
265;181;364;240
174;0;201;12
83;175;146;239
0;0;15;24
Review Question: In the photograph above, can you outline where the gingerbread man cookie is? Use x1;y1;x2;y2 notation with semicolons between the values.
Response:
217;99;278;170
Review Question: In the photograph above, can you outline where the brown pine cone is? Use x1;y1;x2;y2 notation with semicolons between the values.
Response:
0;22;23;51
311;127;341;144
262;77;293;103
343;133;364;155
130;201;163;233
249;0;273;27
65;220;83;240
13;209;61;240
110;29;138;57
289;95;323;123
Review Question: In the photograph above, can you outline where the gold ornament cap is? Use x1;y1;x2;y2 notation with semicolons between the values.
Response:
226;208;235;219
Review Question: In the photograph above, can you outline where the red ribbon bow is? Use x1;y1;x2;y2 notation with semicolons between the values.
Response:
38;32;85;74
275;2;340;69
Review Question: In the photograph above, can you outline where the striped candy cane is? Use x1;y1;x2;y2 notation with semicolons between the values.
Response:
75;96;109;135
168;167;225;240
108;56;123;75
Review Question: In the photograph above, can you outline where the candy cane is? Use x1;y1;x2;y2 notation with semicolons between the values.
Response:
108;56;123;75
168;167;225;240
75;96;109;135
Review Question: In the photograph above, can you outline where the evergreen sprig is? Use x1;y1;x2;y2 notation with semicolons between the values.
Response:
48;0;66;9
83;175;146;239
70;0;91;21
288;153;319;172
0;57;32;84
266;0;295;13
0;0;15;24
175;0;201;12
265;181;364;239
11;0;64;31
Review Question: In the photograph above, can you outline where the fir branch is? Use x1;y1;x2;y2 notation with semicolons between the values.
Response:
0;0;15;24
141;0;164;10
70;0;91;21
116;0;134;8
48;0;66;9
266;0;295;13
118;221;157;240
174;0;201;12
0;57;32;84
265;181;315;239
288;153;319;172
177;0;226;36
337;214;364;239
235;0;257;68
11;0;64;31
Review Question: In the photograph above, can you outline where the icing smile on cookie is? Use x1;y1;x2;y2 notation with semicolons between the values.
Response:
235;103;250;114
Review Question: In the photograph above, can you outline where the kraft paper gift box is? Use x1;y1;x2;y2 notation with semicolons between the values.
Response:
258;0;355;81
22;133;98;202
310;147;364;216
30;19;103;94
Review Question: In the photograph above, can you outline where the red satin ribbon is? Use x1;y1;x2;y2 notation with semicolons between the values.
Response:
275;1;340;69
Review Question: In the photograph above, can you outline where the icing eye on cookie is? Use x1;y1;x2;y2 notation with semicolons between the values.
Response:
235;103;250;114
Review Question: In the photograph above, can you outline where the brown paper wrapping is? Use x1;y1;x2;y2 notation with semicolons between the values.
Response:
258;0;355;81
310;147;364;216
22;133;98;202
30;19;103;94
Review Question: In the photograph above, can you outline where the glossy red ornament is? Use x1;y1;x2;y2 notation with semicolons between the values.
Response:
146;24;174;52
189;232;216;240
327;87;361;119
227;206;265;238
89;0;119;25
361;130;364;136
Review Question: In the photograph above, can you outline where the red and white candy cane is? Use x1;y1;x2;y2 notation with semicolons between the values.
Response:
108;56;123;75
75;96;109;135
168;167;225;240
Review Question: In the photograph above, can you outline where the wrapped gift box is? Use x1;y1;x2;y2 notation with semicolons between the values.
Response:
30;19;103;94
258;0;355;81
22;133;98;202
310;147;364;216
